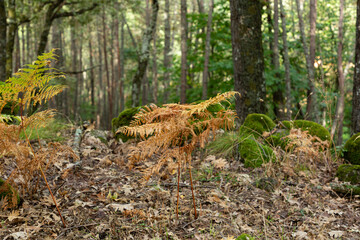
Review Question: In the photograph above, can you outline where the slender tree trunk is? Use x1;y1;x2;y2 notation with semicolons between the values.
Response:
272;0;285;120
152;30;158;104
163;0;171;103
110;19;115;118
14;31;21;73
266;1;273;62
131;0;159;107
6;0;17;79
26;22;31;63
353;0;360;134
114;2;122;113
201;0;214;100
88;28;95;121
280;0;292;120
97;24;103;129
295;0;318;121
180;0;188;104
230;0;266;124
120;18;125;111
78;32;84;117
331;0;345;145
0;0;6;82
21;25;25;66
71;23;79;120
102;9;112;129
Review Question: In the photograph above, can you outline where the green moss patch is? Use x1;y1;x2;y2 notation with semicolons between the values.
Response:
240;113;276;137
112;107;141;142
0;178;20;208
331;183;360;196
336;164;360;184
344;133;360;165
236;234;255;240
282;120;330;142
239;137;276;168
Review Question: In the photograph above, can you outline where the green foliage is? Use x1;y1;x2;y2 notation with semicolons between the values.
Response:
343;133;360;165
236;234;255;240
207;131;241;158
240;113;276;137
112;107;141;142
265;129;290;149
0;177;21;208
282;120;331;142
336;164;360;184
19;118;70;142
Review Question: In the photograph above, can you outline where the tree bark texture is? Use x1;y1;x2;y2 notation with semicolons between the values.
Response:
120;18;125;112
88;28;95;119
331;0;345;145
352;0;360;134
153;30;158;104
272;0;285;120
229;0;266;124
114;2;123;113
0;0;5;81
163;0;171;103
280;0;292;120
102;9;112;129
295;0;318;121
180;0;188;104
71;23;79;120
6;0;17;79
96;24;103;129
201;0;214;100
131;0;159;107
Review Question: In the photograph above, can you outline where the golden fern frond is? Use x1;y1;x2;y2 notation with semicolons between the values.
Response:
186;91;240;116
22;109;56;130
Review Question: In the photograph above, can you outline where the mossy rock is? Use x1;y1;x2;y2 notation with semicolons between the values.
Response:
89;130;108;145
0;178;21;208
236;234;255;240
336;164;360;184
331;183;360;196
239;137;276;168
111;107;141;142
343;133;360;165
282;120;331;142
240;113;276;138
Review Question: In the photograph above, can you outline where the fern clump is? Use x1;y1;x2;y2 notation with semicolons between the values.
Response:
0;50;77;216
118;91;239;218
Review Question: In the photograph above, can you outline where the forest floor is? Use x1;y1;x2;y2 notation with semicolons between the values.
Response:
0;127;360;240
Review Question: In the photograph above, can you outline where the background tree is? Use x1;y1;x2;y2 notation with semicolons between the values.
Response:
352;0;360;134
0;0;6;82
180;0;188;104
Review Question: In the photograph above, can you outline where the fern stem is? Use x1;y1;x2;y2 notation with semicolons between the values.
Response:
188;164;198;219
176;162;181;219
39;165;67;227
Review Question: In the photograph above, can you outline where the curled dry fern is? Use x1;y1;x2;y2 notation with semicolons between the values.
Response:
117;91;239;219
0;50;75;226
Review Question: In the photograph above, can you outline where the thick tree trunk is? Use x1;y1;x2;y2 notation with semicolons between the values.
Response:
163;0;171;103
201;0;214;100
102;9;112;129
280;0;292;120
230;0;266;124
352;0;360;134
6;0;17;79
131;0;159;107
331;0;345;145
0;0;6;82
180;0;188;104
295;0;318;121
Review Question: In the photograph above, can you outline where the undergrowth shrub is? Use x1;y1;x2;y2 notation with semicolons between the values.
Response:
118;91;239;218
0;50;78;211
